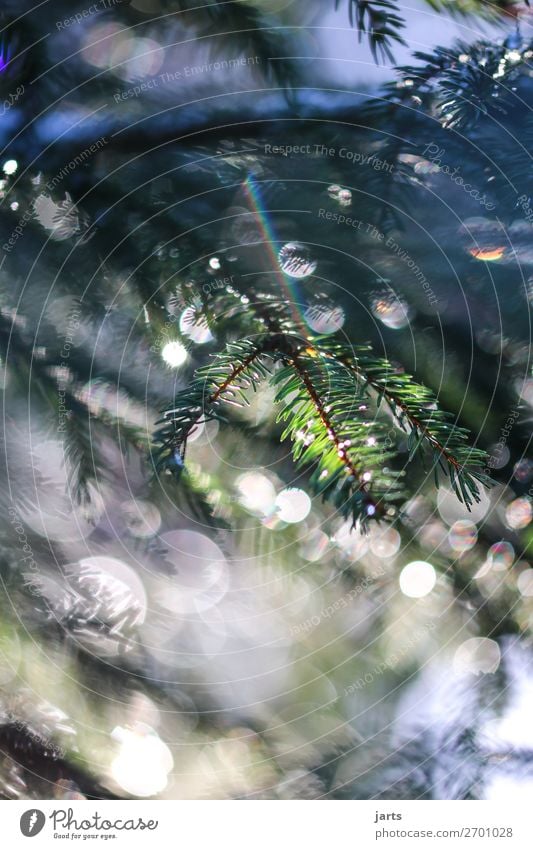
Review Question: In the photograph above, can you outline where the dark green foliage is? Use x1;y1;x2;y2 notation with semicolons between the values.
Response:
339;0;407;63
155;326;489;528
273;350;402;526
338;0;519;65
320;339;491;503
153;338;274;467
394;39;533;129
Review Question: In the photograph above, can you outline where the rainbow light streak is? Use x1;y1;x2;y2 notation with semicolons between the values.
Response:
241;174;308;329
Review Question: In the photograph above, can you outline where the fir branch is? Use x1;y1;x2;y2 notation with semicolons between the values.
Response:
320;339;490;507
60;402;99;505
153;337;273;472
0;314;149;503
273;349;402;527
394;39;532;129
338;0;407;63
290;352;371;488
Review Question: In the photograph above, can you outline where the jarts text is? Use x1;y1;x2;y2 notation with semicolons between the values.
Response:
374;812;402;823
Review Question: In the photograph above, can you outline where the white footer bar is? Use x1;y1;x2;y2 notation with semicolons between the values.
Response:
3;800;531;849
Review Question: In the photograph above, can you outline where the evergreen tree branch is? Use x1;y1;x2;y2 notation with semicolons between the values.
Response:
393;38;533;129
0;315;147;503
320;339;490;507
290;351;373;491
337;0;514;65
337;0;407;63
154;338;273;473
273;349;402;526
